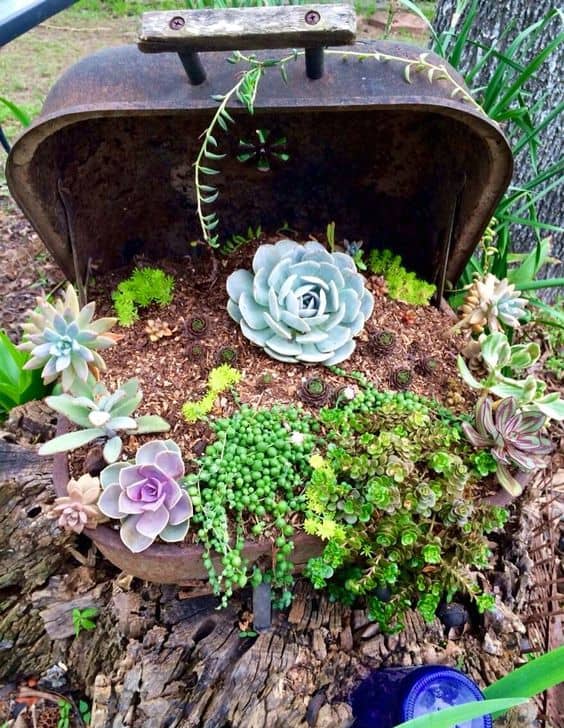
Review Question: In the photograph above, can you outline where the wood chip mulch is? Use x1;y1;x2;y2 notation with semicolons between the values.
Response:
87;235;476;465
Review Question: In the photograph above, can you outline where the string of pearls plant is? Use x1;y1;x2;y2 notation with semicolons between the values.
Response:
194;48;487;246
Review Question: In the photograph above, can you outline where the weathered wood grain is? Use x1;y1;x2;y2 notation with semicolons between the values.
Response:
138;4;356;53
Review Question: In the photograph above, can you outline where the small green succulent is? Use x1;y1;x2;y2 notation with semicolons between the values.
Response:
457;274;528;334
226;240;374;365
40;377;169;462
303;389;506;631
181;364;241;423
368;248;436;305
18;285;117;392
112;267;175;326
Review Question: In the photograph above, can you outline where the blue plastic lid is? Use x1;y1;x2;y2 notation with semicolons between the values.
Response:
400;667;492;728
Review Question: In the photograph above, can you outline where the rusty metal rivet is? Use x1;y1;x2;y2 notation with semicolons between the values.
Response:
169;16;185;30
304;10;320;25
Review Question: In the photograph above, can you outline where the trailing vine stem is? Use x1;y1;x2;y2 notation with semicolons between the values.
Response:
194;50;299;247
325;48;488;116
194;47;489;247
194;74;247;248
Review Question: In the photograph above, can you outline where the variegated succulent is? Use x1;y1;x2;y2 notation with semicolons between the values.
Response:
458;332;564;421
462;397;553;495
226;240;374;365
457;274;528;334
18;285;117;391
39;378;170;463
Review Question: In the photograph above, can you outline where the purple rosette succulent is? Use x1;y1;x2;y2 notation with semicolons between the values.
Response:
462;396;553;496
98;439;193;552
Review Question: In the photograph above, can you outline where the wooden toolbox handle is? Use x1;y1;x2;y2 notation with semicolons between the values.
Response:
138;4;356;82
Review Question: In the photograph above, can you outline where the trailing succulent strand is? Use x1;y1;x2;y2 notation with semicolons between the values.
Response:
39;377;170;463
227;239;374;365
194;50;298;246
462;396;553;496
18;284;117;392
186;404;318;607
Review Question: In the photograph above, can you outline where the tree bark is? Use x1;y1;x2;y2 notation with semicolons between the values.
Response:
433;0;563;294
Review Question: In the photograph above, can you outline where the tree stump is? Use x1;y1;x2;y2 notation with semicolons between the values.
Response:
0;408;547;728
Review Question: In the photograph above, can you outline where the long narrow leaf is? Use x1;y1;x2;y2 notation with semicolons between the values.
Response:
489;31;564;117
515;277;564;291
394;698;525;728
0;97;31;127
483;646;564;714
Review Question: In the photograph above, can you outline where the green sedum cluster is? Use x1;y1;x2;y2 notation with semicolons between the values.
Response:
303;388;507;631
181;364;241;423
368;248;436;305
112;267;175;326
185;404;318;607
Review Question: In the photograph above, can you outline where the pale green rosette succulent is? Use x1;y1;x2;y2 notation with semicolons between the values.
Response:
18;284;117;391
226;240;374;365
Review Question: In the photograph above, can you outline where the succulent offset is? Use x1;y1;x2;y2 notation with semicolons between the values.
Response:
51;474;107;533
39;378;170;463
457;274;528;334
18;285;117;391
226;240;374;365
462;397;553;495
98;440;193;552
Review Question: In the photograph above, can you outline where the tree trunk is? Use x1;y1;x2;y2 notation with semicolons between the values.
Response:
433;0;563;295
0;406;560;728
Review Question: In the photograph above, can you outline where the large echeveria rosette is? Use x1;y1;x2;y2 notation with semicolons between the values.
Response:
226;240;374;365
98;440;193;552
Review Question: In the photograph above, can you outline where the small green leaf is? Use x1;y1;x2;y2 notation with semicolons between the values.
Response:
80;607;99;618
204;151;227;160
200;166;220;176
199;184;217;193
221;109;235;124
404;65;412;83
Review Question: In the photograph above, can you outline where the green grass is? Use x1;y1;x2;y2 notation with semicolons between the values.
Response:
0;0;433;164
